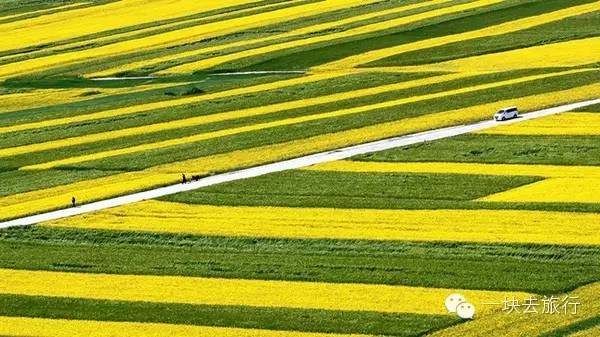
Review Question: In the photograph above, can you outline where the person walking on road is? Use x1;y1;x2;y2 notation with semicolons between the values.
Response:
182;173;187;184
71;196;76;208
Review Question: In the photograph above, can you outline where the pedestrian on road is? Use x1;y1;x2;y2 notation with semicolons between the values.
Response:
71;196;76;208
182;173;187;184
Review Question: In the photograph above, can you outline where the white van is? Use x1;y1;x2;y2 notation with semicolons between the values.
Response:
494;107;519;121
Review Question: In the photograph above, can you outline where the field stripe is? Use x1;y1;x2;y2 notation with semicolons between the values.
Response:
479;112;600;135
0;0;370;79
0;72;343;134
0;2;91;23
43;200;600;246
162;0;503;73
0;316;375;337
406;36;600;73
427;282;600;337
0;268;527;315
2;83;598;221
16;69;589;168
480;178;600;204
565;326;600;337
307;161;600;178
89;0;453;77
316;1;600;70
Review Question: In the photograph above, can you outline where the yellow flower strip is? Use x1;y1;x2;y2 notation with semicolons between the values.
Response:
480;178;600;203
478;112;600;135
3;72;467;157
0;0;369;79
0;316;374;337
162;0;503;73
0;0;309;65
428;282;600;337
409;36;600;73
0;0;257;52
0;173;179;221
306;160;600;178
0;82;185;114
90;0;452;77
44;201;600;246
0;268;527;315
3;82;599;220
18;69;588;169
0;71;344;134
315;1;600;70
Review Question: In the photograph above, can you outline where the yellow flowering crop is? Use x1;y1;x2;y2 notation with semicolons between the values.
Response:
0;0;369;79
479;112;600;135
0;82;185;114
412;37;600;73
307;160;600;178
0;268;527;315
0;71;344;134
44;201;600;245
428;282;600;337
0;0;254;52
0;173;179;222
0;72;465;157
317;1;600;70
92;0;451;77
18;69;587;169
480;178;600;204
164;0;502;73
0;2;88;22
0;316;374;337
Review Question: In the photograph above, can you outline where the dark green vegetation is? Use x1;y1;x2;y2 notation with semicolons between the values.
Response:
227;0;595;71
356;134;600;166
163;170;539;209
0;294;458;337
0;169;118;197
1;227;598;293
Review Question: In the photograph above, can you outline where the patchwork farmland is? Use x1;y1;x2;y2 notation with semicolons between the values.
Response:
0;0;599;336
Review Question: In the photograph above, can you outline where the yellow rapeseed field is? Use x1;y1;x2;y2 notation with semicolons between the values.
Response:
17;69;588;168
0;0;254;52
480;178;600;203
0;82;189;114
0;2;88;22
409;37;600;73
5;83;599;220
0;268;527;315
0;316;375;337
479;112;600;135
163;0;502;73
316;1;600;70
0;173;179;221
44;201;600;245
91;0;453;77
0;0;370;79
0;72;466;156
0;71;345;134
428;282;600;337
307;160;600;178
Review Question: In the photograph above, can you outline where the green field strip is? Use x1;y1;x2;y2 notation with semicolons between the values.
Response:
215;0;593;71
355;134;600;167
540;316;600;337
1;227;598;293
0;73;299;126
99;0;462;77
0;1;98;20
0;0;299;61
370;9;600;67
0;169;120;197
0;72;433;148
47;68;599;171
0;294;458;337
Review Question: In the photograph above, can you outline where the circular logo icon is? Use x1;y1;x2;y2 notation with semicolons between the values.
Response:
456;301;475;319
445;293;466;313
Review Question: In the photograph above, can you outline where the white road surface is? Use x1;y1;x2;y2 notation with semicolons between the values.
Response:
1;98;599;229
